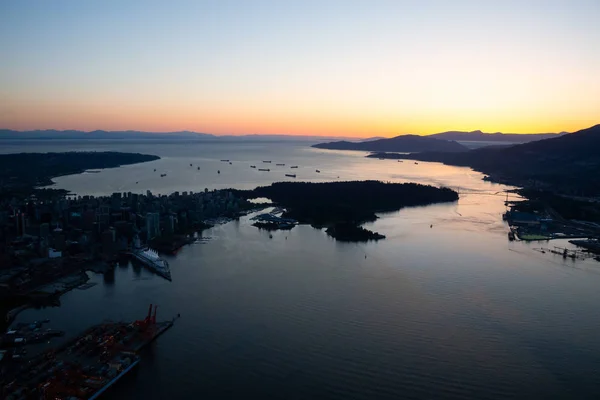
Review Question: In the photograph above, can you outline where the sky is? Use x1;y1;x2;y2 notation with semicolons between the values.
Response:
1;0;599;137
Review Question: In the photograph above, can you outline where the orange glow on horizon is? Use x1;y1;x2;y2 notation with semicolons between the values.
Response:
1;1;598;138
0;99;595;138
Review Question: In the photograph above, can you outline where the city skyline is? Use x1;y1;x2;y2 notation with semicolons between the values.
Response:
1;0;599;137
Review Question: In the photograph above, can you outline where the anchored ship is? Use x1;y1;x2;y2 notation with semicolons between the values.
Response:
132;248;172;281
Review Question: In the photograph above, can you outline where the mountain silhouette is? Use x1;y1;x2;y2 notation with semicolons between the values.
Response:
0;129;214;140
313;135;468;153
428;130;565;143
370;124;600;195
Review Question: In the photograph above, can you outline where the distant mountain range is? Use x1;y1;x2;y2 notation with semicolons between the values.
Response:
312;135;468;153
0;129;361;142
428;130;566;142
369;124;600;196
1;129;566;144
312;129;569;153
0;129;214;140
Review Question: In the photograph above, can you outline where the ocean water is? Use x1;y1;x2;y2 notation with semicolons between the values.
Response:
5;140;600;399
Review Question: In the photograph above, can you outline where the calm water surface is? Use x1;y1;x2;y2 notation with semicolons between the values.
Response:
5;140;600;399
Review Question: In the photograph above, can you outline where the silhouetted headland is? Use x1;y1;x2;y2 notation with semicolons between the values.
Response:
0;152;160;199
233;181;458;241
367;124;600;197
312;135;468;153
325;222;386;241
427;130;565;143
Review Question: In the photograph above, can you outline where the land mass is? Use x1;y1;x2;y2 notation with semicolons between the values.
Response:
233;181;458;242
427;130;565;143
0;151;160;199
1;129;566;145
0;129;214;140
312;135;468;153
368;124;600;197
0;129;365;143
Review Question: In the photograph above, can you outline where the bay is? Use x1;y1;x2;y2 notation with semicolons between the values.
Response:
5;140;600;399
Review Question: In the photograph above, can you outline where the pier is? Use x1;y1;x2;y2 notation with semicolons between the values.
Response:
1;305;175;399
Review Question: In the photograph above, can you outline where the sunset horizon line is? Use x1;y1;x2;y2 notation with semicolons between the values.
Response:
2;125;591;139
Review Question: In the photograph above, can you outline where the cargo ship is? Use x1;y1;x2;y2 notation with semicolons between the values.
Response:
1;305;174;400
258;168;270;171
131;248;171;281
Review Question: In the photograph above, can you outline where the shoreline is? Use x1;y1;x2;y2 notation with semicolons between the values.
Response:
2;265;111;331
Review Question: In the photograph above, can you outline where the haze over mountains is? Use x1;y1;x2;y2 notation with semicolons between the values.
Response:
428;130;566;142
0;129;214;140
1;129;565;144
0;129;354;142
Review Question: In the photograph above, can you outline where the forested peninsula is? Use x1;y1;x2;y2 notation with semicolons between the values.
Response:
0;152;160;199
234;181;458;241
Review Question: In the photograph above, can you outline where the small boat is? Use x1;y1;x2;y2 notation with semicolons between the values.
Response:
217;170;220;174
316;169;321;173
220;159;229;162
290;166;298;169
285;174;296;178
229;162;232;165
190;163;192;166
250;165;256;168
197;167;200;170
276;163;285;166
397;160;403;163
160;173;167;177
414;162;419;165
136;181;139;184
154;168;156;172
258;168;270;171
263;160;272;163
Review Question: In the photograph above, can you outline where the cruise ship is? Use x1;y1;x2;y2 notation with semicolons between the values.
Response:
132;248;171;281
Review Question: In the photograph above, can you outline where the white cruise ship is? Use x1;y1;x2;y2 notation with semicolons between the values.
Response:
132;248;171;281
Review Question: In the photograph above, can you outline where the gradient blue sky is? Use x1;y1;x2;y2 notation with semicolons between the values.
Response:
1;0;599;136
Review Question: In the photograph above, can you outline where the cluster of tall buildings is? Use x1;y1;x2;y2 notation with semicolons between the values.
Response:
0;188;247;269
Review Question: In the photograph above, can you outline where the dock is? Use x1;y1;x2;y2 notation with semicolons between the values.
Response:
0;304;175;399
569;239;600;254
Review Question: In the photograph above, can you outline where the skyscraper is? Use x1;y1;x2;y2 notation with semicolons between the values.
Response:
145;212;160;239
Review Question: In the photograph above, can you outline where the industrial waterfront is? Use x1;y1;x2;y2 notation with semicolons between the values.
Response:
2;305;174;399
